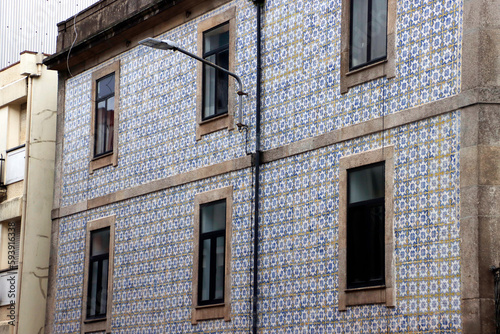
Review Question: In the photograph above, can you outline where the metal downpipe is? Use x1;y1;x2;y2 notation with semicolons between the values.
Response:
252;1;263;334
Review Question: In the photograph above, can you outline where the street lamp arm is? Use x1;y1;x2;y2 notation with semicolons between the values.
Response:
139;37;247;129
175;48;244;94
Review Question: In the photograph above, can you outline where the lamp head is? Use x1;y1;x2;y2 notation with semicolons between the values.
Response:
138;38;178;51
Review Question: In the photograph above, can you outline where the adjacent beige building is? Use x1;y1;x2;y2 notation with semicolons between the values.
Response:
0;51;57;334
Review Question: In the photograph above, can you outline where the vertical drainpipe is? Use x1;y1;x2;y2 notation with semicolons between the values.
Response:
17;73;34;331
251;1;264;333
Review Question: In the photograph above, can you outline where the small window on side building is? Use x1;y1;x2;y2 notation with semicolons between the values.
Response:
81;215;115;333
192;186;232;324
196;7;236;140
89;61;120;172
340;0;396;93
347;162;385;288
87;227;110;320
198;199;226;305
350;0;387;70
202;23;229;121
338;146;395;310
94;74;115;157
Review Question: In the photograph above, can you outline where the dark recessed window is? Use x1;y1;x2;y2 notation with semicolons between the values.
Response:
350;0;387;70
94;73;115;157
198;199;226;305
202;23;229;120
87;227;110;319
346;162;385;289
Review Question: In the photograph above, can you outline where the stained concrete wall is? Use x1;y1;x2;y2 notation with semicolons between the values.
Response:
0;53;57;334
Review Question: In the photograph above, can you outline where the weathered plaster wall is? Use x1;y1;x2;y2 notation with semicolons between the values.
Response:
17;62;57;334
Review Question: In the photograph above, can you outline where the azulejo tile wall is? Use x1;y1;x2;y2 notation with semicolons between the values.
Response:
56;0;464;332
260;0;462;150
54;112;460;333
60;0;463;207
61;0;255;207
258;112;461;333
54;170;254;334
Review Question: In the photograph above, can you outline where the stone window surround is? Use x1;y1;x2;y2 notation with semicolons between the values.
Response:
81;215;115;334
192;186;233;324
338;146;395;310
195;7;236;140
340;0;397;94
89;61;120;173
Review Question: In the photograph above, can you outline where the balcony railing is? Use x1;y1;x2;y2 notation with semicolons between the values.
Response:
4;145;25;185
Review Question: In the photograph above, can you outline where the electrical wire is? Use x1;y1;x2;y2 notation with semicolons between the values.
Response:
66;9;79;77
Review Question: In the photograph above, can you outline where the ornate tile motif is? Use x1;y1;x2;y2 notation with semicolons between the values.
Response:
257;112;461;333
55;170;254;333
60;0;463;206
54;0;464;332
260;0;462;150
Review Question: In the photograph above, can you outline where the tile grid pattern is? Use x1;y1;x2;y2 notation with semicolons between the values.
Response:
60;0;462;207
260;0;462;150
54;113;461;333
54;170;255;333
61;0;256;207
257;112;460;333
54;0;464;332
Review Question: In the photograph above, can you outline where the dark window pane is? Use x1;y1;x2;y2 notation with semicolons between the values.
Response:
88;261;99;316
204;24;229;52
214;236;225;300
95;73;115;157
351;0;368;68
202;23;229;120
346;162;385;289
371;0;387;60
94;98;114;156
198;199;226;305
105;101;114;153
216;50;229;115
350;0;387;69
87;227;110;319
348;163;384;203
200;239;211;302
201;200;226;233
97;74;114;100
347;203;384;288
203;57;217;119
91;228;110;256
100;259;109;315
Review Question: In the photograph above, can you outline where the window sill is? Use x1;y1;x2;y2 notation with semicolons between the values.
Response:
346;59;388;76
89;151;116;173
83;316;106;324
345;284;386;292
196;112;233;140
81;316;108;333
341;286;395;309
195;302;225;309
191;302;230;324
340;56;395;94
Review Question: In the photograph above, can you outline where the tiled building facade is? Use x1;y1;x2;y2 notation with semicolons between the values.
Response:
44;0;500;333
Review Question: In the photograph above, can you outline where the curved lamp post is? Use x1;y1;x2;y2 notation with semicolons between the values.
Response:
139;37;247;129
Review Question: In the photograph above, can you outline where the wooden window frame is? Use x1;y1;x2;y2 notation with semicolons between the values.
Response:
340;0;396;93
192;186;232;324
338;146;395;310
81;215;115;333
89;61;120;172
195;7;236;140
